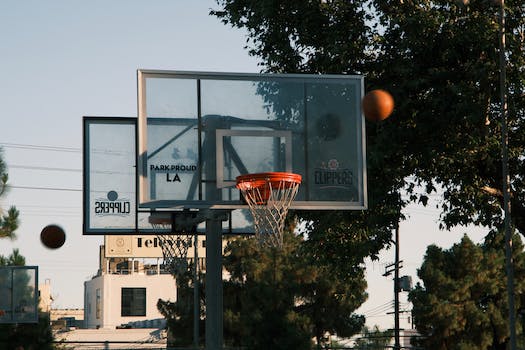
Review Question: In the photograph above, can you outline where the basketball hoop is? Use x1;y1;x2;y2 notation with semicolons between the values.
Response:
149;213;193;278
236;172;302;249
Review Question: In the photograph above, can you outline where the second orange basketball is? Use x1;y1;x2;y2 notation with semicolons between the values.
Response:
362;89;394;122
40;224;66;249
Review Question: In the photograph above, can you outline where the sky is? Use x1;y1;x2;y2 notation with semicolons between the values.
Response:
0;0;488;330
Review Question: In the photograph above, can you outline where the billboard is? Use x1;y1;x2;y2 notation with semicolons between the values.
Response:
105;235;165;258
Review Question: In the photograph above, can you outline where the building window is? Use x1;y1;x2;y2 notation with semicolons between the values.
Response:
96;289;101;319
121;288;146;317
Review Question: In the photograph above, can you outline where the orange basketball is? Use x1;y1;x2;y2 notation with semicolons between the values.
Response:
40;224;66;249
362;89;394;122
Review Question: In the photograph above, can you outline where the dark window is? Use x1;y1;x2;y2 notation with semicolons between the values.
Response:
121;288;146;316
96;289;101;319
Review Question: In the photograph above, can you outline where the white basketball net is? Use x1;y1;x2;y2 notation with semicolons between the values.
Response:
150;215;193;278
238;178;300;249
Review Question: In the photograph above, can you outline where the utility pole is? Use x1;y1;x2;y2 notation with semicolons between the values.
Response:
394;224;400;349
499;0;516;348
383;223;401;350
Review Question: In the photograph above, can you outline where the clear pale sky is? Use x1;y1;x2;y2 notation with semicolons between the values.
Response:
0;0;487;330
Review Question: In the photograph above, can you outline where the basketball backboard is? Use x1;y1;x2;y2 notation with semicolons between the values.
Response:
83;117;139;234
83;116;254;234
137;70;366;210
0;266;39;324
83;71;367;234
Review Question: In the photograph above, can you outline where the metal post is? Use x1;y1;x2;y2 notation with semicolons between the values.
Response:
194;232;199;349
394;224;400;350
205;216;223;350
383;224;402;349
499;0;516;348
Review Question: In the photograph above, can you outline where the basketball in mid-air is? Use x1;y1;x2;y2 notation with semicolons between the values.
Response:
40;224;66;249
362;89;394;122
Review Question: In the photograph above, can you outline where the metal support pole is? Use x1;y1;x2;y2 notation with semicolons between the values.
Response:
202;112;226;349
499;0;516;348
194;232;199;349
394;224;400;350
205;216;223;350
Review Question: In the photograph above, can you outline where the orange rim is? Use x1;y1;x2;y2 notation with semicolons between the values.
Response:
236;172;302;190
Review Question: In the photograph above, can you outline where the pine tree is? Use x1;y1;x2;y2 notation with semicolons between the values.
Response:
0;149;19;239
410;234;525;349
223;230;365;349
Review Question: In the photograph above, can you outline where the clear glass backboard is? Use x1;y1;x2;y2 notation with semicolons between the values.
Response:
137;70;366;210
83;117;255;234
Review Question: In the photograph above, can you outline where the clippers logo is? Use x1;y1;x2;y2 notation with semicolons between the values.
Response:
94;190;131;216
314;159;353;189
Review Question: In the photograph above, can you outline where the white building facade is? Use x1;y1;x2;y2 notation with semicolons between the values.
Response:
84;268;175;329
84;234;219;329
84;235;198;329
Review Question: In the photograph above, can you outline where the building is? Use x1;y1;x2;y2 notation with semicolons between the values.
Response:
51;309;85;330
84;262;174;329
83;234;210;329
54;328;167;349
39;279;52;313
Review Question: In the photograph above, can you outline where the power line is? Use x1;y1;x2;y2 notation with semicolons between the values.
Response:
362;300;394;314
10;164;81;172
0;142;81;153
361;301;395;318
14;204;80;209
11;185;81;192
10;164;133;176
0;142;130;156
19;213;80;218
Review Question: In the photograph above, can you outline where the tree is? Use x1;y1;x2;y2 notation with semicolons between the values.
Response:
410;233;525;349
0;249;25;266
0;148;19;239
374;0;525;235
211;6;525;346
157;267;205;348
223;232;315;349
222;230;365;349
0;313;55;350
211;0;525;235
